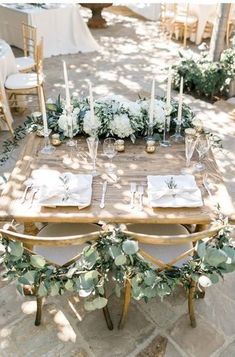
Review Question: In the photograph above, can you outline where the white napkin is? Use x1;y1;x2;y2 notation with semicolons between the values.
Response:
28;169;92;208
147;174;203;208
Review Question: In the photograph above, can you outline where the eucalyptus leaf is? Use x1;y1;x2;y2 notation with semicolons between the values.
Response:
122;240;139;255
109;245;122;259
115;254;127;266
205;248;228;267
16;283;24;295
30;255;46;269
9;241;23;258
144;270;157;286
65;280;74;291
66;267;77;278
196;241;206;259
92;297;108;309
50;282;60;296
84;300;96;311
37;282;48;297
18;270;36;285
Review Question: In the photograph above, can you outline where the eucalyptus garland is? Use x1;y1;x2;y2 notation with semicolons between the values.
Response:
1;215;235;311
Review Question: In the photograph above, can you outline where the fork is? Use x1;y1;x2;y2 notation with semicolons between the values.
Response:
21;183;33;204
138;185;144;210
29;188;39;208
130;182;136;209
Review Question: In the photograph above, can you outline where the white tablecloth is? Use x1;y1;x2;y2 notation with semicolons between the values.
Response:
0;39;16;130
128;4;161;21
0;4;100;58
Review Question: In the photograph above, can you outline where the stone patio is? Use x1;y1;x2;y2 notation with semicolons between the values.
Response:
0;6;235;357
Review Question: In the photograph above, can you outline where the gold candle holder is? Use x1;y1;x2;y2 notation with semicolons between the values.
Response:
115;139;125;152
145;139;156;153
51;133;62;146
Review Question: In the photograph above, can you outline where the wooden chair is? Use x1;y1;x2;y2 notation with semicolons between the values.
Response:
171;4;198;47
0;223;113;330
118;223;222;329
0;79;14;135
16;23;37;72
5;38;44;112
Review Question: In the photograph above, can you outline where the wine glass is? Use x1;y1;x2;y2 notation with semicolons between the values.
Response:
195;135;210;171
181;135;197;174
103;138;117;173
86;137;99;176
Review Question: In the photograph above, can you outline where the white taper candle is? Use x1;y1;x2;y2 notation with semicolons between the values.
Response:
177;77;184;123
149;78;155;126
166;65;172;109
63;60;71;108
88;81;95;124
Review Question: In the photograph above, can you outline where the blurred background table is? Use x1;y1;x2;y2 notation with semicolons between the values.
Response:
0;4;100;57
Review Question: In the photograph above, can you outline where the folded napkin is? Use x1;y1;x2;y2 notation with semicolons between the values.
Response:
147;174;203;208
28;169;92;208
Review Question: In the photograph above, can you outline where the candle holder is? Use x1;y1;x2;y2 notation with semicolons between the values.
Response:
145;139;156;153
147;123;154;140
115;139;125;152
40;134;55;155
65;109;76;147
170;119;184;143
160;105;172;147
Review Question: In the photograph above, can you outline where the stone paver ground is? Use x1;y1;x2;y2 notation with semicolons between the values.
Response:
0;6;235;357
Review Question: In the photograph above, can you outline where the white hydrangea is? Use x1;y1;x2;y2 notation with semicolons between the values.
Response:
122;101;141;117
83;110;101;136
58;109;79;137
109;114;134;138
140;99;166;125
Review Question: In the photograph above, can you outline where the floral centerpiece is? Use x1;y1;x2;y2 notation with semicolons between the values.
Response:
43;95;195;142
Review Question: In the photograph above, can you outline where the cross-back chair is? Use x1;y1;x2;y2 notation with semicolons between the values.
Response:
16;22;37;72
5;38;44;112
171;4;198;47
118;223;222;329
0;223;113;330
0;79;14;135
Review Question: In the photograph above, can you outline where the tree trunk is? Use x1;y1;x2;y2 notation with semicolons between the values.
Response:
210;4;231;61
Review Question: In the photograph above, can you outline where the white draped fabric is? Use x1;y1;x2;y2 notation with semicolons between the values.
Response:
0;40;16;130
128;4;161;21
0;4;100;58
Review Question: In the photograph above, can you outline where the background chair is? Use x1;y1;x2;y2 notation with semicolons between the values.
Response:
0;79;14;135
16;22;37;73
118;224;221;329
0;223;113;330
171;4;198;47
5;38;44;112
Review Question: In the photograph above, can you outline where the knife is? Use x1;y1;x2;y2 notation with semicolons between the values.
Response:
99;181;107;209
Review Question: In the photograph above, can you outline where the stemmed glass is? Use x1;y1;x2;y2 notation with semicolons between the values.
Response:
86;137;99;176
103;138;117;173
181;135;197;174
195;135;211;171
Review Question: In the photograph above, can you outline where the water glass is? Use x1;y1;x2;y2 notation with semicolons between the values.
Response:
86;137;99;176
103;138;117;173
195;135;210;171
181;135;197;174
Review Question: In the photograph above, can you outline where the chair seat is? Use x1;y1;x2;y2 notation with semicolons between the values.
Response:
127;224;192;267
35;223;100;266
5;73;43;90
175;14;198;25
16;56;35;72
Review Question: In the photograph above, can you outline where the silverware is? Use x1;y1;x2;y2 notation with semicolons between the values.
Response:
21;183;33;204
99;181;107;209
130;182;136;209
29;188;39;208
202;174;212;199
138;185;144;210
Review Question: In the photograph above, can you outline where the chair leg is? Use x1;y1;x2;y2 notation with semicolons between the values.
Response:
35;296;43;326
188;279;196;328
102;305;113;330
118;280;131;329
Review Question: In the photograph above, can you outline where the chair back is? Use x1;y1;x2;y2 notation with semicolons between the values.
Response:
0;79;14;135
22;22;37;59
0;227;101;267
123;226;223;269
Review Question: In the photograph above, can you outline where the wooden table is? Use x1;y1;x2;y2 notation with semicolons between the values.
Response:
0;134;233;233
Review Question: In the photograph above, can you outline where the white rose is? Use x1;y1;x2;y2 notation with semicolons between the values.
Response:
198;275;212;288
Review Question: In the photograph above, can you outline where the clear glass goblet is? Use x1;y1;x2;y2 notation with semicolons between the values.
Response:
195;135;210;171
86;137;99;176
103;138;117;173
181;135;197;174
